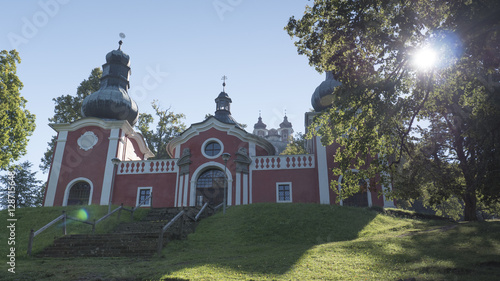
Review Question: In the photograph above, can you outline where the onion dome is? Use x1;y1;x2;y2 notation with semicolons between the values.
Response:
279;115;292;128
311;71;342;112
254;115;267;130
81;41;139;125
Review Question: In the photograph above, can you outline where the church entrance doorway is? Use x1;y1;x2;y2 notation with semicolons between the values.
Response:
196;169;225;206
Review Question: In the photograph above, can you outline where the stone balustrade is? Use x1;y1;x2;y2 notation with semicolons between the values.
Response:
252;155;315;170
117;159;178;174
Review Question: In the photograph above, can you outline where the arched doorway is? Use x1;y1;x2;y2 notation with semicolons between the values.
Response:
67;181;91;205
196;169;225;206
338;176;370;207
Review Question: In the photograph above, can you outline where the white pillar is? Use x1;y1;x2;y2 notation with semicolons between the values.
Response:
100;129;120;205
44;131;68;206
316;136;330;204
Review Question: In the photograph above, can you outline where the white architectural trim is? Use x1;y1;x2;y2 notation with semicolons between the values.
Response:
100;128;120;205
49;117;154;159
235;173;241;205
242;174;249;205
189;161;233;206
276;182;292;203
176;174;183;207
136;187;152;207
249;142;256;157
174;144;181;158
44;131;68;206
166;117;275;157
316;137;330;204
63;177;93;206
183;174;189;206
201;138;224;159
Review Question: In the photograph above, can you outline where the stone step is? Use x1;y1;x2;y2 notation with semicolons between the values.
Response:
36;206;217;257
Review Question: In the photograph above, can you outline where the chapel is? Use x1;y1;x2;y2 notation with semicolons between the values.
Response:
43;44;395;209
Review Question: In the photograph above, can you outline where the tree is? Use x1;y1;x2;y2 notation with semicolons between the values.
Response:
0;50;36;170
0;161;43;208
40;68;102;172
281;133;307;155
286;0;500;220
136;100;186;159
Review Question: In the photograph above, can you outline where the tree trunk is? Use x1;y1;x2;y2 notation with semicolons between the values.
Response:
463;185;478;221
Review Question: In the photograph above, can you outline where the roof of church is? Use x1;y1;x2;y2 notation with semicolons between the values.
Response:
81;41;139;125
311;71;342;112
253;116;267;129
279;115;292;128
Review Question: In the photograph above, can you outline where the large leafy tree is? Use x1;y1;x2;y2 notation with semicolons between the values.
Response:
40;68;102;172
0;50;36;170
286;0;500;220
136;100;186;159
0;161;43;208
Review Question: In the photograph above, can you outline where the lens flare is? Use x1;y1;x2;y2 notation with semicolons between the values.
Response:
76;209;88;221
413;46;437;70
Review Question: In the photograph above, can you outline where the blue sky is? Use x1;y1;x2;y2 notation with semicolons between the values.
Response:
1;0;325;181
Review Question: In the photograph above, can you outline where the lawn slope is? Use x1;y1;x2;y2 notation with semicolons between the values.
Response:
1;203;499;280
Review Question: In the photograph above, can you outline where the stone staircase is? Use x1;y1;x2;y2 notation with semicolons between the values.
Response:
37;206;216;258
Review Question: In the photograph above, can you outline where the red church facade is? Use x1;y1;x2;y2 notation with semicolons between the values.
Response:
43;45;395;209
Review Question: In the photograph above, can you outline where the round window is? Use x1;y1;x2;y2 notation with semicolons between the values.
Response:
204;141;221;156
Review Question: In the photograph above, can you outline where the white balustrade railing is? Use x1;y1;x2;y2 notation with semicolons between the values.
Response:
117;159;178;175
252;154;315;170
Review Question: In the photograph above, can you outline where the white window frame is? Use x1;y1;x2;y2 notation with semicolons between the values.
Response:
136;187;152;207
201;138;224;159
276;182;292;203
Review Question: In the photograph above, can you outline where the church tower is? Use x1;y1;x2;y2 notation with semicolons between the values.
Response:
44;42;153;207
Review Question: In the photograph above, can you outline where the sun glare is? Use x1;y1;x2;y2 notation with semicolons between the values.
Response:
413;46;437;70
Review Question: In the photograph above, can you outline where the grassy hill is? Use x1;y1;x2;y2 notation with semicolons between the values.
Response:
2;203;499;280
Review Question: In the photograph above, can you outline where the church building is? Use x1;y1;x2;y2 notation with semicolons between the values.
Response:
42;44;395;209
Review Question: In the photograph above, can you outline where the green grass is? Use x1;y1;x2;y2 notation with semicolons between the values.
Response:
1;203;499;280
0;204;149;258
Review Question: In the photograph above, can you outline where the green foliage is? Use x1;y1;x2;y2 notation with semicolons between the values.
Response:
0;161;43;208
286;0;500;220
40;68;102;172
280;132;307;155
136;100;186;159
0;50;36;170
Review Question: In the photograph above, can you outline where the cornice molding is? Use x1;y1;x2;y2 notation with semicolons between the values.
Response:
166;117;275;157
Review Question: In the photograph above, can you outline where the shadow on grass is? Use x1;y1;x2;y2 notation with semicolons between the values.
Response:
159;203;379;277
333;220;500;280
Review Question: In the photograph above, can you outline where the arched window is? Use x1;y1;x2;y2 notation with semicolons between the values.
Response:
196;169;225;205
67;181;91;205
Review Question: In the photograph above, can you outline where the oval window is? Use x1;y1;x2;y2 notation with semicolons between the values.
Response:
204;141;221;157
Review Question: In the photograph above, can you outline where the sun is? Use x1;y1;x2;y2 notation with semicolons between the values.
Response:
413;46;437;70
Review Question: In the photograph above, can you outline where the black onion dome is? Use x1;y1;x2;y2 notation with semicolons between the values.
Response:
254;116;267;129
106;49;130;66
81;47;139;125
279;116;292;128
311;71;342;112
